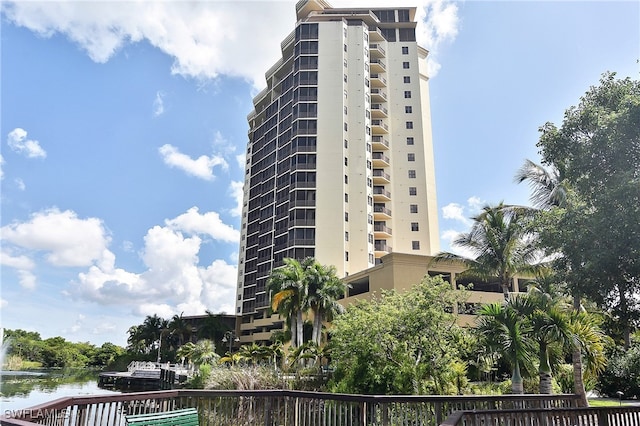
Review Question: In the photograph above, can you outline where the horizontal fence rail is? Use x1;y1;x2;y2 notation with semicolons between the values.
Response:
442;405;640;426
1;390;581;426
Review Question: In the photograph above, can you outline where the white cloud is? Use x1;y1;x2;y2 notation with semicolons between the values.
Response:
2;1;459;86
0;154;4;180
0;248;37;289
165;206;239;243
441;202;469;225
467;196;485;212
153;91;165;117
14;178;25;191
0;298;7;308
229;181;244;217
159;144;227;181
441;229;476;259
0;208;111;267
7;128;47;159
71;208;238;318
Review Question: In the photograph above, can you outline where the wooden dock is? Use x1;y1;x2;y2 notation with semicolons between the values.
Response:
98;361;189;391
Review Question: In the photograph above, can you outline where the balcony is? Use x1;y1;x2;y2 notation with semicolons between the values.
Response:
369;43;386;56
370;103;388;118
369;58;386;73
370;87;387;102
370;73;387;87
373;204;392;219
373;186;391;201
374;241;392;255
372;152;390;167
372;168;390;184
371;135;389;150
374;223;392;238
371;119;389;134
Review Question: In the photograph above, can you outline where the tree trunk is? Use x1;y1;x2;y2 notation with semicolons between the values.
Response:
572;294;588;407
539;344;553;394
312;310;323;345
296;310;304;347
290;314;298;348
512;362;524;394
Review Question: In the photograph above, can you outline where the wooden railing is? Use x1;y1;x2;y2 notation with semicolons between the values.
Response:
0;390;579;426
441;405;640;426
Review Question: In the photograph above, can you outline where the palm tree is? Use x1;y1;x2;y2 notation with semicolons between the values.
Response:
476;298;534;393
268;257;315;348
514;159;566;209
525;285;574;394
169;313;193;348
188;340;219;367
515;160;590;405
433;203;541;300
305;262;349;345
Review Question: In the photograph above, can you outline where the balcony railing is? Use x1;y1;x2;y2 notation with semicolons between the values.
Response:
0;390;581;426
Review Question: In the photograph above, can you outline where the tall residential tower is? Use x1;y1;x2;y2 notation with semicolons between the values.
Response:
236;0;440;343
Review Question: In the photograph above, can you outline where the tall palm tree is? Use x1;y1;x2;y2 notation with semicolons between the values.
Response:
514;159;566;209
268;257;315;348
476;298;534;393
434;203;541;300
305;262;349;345
515;160;590;405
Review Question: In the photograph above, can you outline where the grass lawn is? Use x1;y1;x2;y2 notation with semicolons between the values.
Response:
588;398;626;407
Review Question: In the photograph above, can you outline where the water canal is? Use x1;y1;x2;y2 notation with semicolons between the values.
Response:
0;369;121;414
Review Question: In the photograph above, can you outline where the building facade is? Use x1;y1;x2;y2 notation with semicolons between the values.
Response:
236;0;441;343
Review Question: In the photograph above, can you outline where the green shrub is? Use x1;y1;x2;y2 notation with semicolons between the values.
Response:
596;344;640;399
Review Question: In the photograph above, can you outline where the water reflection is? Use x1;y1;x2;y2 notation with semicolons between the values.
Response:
0;369;120;413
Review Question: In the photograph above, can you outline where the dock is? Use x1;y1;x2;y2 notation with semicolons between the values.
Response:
98;361;189;391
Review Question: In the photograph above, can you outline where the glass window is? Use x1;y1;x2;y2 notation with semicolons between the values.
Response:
403;61;410;69
402;46;409;54
412;240;420;250
411;222;419;231
406;121;413;129
410;204;418;213
408;153;415;161
345;212;349;221
408;170;416;178
404;91;411;98
398;9;410;22
404;76;411;83
409;187;417;196
345;232;349;241
405;106;412;113
407;137;414;145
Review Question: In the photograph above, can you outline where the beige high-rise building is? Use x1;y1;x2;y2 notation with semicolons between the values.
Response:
236;0;440;343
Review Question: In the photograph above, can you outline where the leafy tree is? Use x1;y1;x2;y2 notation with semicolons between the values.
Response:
169;313;193;348
534;72;640;347
329;275;468;395
433;203;541;300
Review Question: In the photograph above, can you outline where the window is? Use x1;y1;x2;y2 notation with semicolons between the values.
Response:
344;106;348;115
403;61;410;69
344;44;347;52
404;91;412;98
407;137;415;145
344;74;348;82
410;204;418;213
366;160;372;169
344;157;348;166
402;46;409;54
345;175;348;184
411;222;419;231
408;153;415;161
345;212;349;221
345;193;349;202
345;251;349;261
344;139;348;148
406;121;413;129
412;241;420;250
344;122;348;131
403;76;411;83
409;187;417;196
405;106;412;113
344;59;347;67
408;170;416;178
367;177;372;187
368;233;374;243
345;231;349;241
368;214;373;224
368;196;373;206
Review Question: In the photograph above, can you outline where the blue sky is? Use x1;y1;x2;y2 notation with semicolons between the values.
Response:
1;1;638;347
